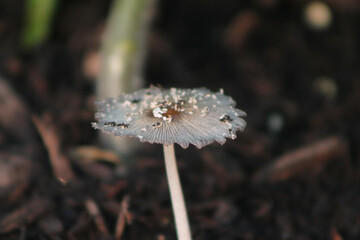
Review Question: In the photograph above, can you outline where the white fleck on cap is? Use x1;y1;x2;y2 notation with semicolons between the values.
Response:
92;87;247;149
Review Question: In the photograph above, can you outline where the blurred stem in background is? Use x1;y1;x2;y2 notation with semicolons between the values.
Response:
97;0;156;156
21;0;59;50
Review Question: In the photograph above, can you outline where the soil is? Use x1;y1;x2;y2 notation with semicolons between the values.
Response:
0;0;359;239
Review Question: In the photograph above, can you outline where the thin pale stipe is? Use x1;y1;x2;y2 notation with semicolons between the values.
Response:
163;144;192;240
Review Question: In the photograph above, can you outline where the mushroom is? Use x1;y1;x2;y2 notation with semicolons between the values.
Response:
92;87;247;240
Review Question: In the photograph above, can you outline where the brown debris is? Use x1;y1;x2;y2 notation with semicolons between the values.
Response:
101;200;121;216
331;228;344;240
201;151;244;189
19;227;26;240
5;182;30;203
0;77;34;142
225;10;259;51
115;195;132;240
0;197;53;234
157;234;166;240
70;145;121;164
326;0;360;11
252;136;349;183
32;114;75;184
188;200;219;213
0;153;32;202
4;57;23;75
67;213;94;240
101;180;128;199
75;160;114;181
27;67;50;103
213;200;238;225
83;50;100;78
228;127;271;159
253;201;272;218
37;215;64;236
85;198;110;237
0;154;31;189
70;146;121;181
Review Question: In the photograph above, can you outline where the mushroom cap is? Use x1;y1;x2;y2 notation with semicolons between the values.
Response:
92;87;246;149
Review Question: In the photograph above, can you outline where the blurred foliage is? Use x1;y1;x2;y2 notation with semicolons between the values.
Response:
97;0;155;156
21;0;59;49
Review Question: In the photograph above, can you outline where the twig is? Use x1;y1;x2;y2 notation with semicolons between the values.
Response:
114;195;131;240
85;198;110;237
32;114;75;184
70;146;121;164
0;198;52;234
252;136;349;183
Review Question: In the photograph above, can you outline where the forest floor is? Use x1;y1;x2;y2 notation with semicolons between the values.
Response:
0;0;359;239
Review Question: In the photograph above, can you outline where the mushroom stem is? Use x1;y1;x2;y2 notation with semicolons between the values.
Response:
163;144;192;240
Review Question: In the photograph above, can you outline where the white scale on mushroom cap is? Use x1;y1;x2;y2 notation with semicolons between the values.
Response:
92;87;246;149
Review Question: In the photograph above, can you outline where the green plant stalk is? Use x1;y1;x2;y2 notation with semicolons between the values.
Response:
21;0;59;49
97;0;155;155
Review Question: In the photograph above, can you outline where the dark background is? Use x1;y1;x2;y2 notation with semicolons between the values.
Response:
0;0;359;239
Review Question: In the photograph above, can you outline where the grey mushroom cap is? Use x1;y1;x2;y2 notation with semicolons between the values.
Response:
92;87;246;149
